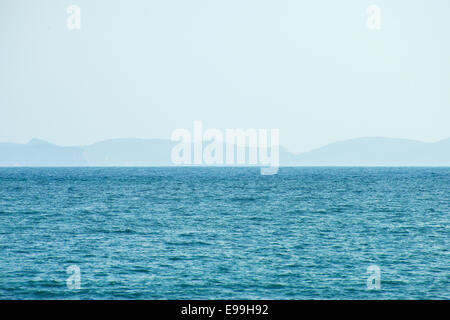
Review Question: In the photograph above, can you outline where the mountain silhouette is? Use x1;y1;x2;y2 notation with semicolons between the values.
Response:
0;137;449;166
294;137;450;166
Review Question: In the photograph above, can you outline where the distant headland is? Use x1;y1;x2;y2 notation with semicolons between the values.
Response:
0;137;449;167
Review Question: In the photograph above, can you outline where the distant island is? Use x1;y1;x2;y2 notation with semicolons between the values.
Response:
0;137;449;167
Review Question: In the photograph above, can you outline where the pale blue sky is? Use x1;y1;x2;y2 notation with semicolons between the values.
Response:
1;0;449;153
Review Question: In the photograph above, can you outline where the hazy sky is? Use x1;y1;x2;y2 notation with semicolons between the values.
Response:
1;0;449;153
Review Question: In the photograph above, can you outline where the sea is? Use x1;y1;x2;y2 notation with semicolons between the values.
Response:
0;167;448;299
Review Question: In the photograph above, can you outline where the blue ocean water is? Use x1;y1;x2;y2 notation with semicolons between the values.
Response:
0;167;448;299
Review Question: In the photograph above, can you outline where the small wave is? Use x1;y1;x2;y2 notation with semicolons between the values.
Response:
229;197;258;202
165;240;211;247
